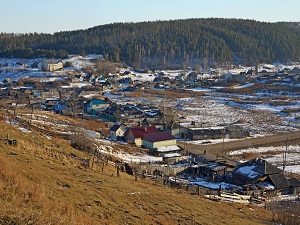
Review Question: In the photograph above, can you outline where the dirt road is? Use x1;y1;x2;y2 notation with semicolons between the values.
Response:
179;131;300;156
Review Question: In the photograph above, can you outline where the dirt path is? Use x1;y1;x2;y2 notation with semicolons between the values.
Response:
179;131;300;156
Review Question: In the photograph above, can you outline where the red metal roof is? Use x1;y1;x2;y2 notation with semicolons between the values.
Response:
130;126;158;138
143;132;176;143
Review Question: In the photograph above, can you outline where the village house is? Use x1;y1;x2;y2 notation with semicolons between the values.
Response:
102;103;145;124
143;131;177;151
109;123;127;141
124;126;158;147
172;123;249;140
231;158;292;196
2;78;12;87
190;163;227;182
288;178;300;195
141;131;183;163
41;59;63;72
85;98;109;115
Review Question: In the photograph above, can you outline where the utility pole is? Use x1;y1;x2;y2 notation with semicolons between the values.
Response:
283;136;288;172
222;133;225;157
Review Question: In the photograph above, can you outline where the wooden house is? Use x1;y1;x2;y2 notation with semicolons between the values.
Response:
225;125;250;139
232;158;291;196
173;124;249;140
191;163;226;182
187;128;224;140
288;178;300;195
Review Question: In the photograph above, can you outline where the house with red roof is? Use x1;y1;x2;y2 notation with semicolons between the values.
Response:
124;126;158;147
143;132;183;158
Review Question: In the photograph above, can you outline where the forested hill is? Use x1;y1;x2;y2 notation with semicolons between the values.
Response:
0;18;300;69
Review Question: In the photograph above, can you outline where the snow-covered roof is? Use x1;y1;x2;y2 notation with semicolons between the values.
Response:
235;165;260;179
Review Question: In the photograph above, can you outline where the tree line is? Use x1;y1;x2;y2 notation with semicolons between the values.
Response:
0;18;299;69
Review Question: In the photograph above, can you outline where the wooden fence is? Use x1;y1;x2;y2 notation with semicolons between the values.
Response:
270;211;300;225
15;116;72;139
144;173;220;196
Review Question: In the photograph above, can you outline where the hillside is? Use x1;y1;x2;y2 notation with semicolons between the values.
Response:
0;119;273;225
0;18;300;69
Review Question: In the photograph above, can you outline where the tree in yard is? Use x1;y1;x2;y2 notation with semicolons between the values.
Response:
52;80;63;89
17;79;24;87
63;61;73;68
94;58;116;76
33;81;43;89
81;50;86;58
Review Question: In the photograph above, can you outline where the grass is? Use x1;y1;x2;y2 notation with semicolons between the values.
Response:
0;120;274;225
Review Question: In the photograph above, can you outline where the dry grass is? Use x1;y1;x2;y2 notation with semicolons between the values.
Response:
124;89;203;99
242;152;260;160
0;121;273;225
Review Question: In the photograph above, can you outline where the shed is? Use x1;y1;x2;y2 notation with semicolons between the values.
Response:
288;178;300;195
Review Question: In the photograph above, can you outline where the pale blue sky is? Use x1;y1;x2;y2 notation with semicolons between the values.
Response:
1;0;299;34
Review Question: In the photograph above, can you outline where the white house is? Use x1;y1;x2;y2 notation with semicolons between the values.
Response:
110;123;127;141
41;59;63;72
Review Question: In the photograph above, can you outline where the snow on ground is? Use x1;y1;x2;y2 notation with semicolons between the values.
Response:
18;127;31;133
188;177;242;190
95;143;163;163
228;145;300;155
282;165;300;174
62;54;99;71
228;145;300;174
188;87;214;92
132;72;155;82
233;82;255;89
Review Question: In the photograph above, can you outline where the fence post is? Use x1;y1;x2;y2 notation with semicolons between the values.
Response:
197;186;200;196
116;164;119;177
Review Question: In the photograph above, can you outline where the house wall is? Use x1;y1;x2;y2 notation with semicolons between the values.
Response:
87;103;109;112
143;139;177;150
143;140;154;149
110;131;117;140
42;61;63;71
135;138;143;147
125;131;143;147
292;186;300;195
125;131;134;144
48;62;63;72
153;139;177;148
116;128;124;137
171;127;180;138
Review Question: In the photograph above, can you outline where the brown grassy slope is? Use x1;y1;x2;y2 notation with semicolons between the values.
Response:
0;122;273;225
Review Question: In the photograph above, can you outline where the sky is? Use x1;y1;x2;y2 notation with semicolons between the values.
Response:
1;0;300;34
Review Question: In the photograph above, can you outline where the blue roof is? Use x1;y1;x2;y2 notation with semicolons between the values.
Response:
90;99;104;105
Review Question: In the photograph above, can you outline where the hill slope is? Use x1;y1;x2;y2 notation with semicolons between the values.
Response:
0;18;299;69
0;120;273;224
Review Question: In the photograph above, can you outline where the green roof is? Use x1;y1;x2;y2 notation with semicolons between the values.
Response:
91;99;104;105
